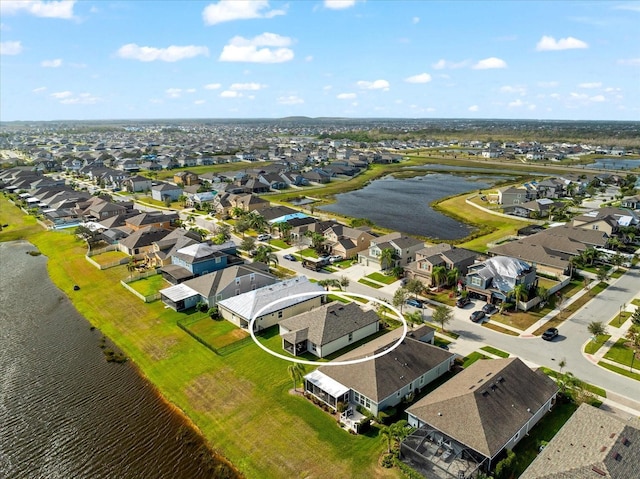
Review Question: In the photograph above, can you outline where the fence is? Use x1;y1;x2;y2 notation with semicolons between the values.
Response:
85;254;129;270
87;244;119;257
120;268;162;303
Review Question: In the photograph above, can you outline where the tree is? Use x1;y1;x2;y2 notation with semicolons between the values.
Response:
610;253;625;273
338;275;350;291
215;223;232;243
380;247;396;271
446;267;460;287
246;211;268;233
163;196;172;207
393;288;410;314
234;218;250;238
405;311;422;328
305;231;326;254
587;321;607;338
230;206;245;219
240;236;256;252
631;306;640;325
253;245;278;267
512;283;528;312
607;236;623;252
287;362;305;392
178;194;187;208
625;327;640;372
558;358;567;374
432;304;453;332
380;425;393;454
275;221;292;243
596;266;610;284
581;247;600;266
405;279;425;299
431;265;447;289
391;266;405;279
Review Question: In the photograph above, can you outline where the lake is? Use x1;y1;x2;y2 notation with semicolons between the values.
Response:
319;173;492;240
583;158;640;170
0;241;238;479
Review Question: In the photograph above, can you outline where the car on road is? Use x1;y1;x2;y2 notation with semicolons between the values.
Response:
482;303;498;316
541;327;559;341
406;298;424;308
283;254;296;261
456;297;471;308
257;234;271;241
470;310;486;323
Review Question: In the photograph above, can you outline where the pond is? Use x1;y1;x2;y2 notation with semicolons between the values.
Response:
319;173;494;240
583;158;640;170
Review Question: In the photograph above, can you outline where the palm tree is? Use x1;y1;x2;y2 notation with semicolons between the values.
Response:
234;218;250;238
276;221;292;242
305;231;326;254
253;245;278;267
512;283;527;312
607;237;623;252
230;206;245;219
431;265;447;289
558;358;567;374
246;211;268;233
380;425;393;454
446;267;460;287
380;247;396;271
287;362;305;391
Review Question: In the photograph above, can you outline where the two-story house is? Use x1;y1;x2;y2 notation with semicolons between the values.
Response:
358;232;424;270
405;244;478;287
323;224;375;260
465;256;537;306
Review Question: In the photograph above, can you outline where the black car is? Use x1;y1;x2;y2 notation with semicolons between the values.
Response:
542;327;559;341
482;303;498;315
456;297;471;308
470;310;486;323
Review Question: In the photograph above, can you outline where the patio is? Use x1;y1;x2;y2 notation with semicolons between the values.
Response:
401;428;484;479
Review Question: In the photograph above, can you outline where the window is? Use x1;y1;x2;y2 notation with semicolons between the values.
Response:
592;225;599;230
278;311;283;319
235;289;240;295
471;276;482;287
348;332;353;342
235;278;241;285
250;273;255;282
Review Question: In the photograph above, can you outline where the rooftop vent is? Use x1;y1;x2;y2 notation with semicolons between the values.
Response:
481;390;489;397
612;452;622;461
591;466;606;476
622;437;630;447
497;376;505;383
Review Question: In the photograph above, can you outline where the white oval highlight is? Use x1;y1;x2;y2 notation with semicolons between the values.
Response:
248;291;408;366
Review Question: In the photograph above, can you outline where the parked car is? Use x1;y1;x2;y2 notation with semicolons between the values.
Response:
456;297;471;308
542;327;559;341
406;298;424;308
482;303;498;315
328;255;343;263
470;310;486;323
283;254;296;261
257;233;271;241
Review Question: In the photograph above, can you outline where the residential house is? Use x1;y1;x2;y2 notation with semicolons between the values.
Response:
125;211;178;231
217;276;325;330
621;195;640;210
572;207;638;236
77;196;128;221
403;358;558;476
160;263;277;312
465;256;537;306
520;403;640;479
185;191;217;209
509;198;563;218
323;224;375;259
123;175;152;193
161;241;239;283
151;182;183;202
173;171;199;186
118;226;172;258
498;186;536;206
304;327;454;427
145;228;201;268
405;244;478;287
278;302;379;358
358;232;424;269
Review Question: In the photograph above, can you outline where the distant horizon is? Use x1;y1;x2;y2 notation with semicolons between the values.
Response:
1;1;638;122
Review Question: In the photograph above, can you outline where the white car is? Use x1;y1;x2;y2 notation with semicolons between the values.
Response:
329;255;343;263
257;234;271;241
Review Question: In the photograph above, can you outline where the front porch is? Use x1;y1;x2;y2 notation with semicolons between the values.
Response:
401;428;485;479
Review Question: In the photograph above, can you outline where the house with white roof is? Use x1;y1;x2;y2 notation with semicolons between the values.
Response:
217;276;325;330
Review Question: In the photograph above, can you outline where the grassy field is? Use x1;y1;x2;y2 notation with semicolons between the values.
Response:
358;278;383;289
90;250;129;266
480;345;510;358
482;321;520;336
598;361;640;381
603;338;638;368
366;272;398;285
0;197;398;479
462;352;489;368
126;274;170;297
584;335;611;355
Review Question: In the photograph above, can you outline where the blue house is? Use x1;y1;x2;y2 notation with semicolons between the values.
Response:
161;241;239;283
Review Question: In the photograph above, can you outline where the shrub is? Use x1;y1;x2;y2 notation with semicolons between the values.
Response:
336;401;347;413
381;453;394;468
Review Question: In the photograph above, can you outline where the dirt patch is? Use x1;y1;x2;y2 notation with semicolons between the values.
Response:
143;336;179;361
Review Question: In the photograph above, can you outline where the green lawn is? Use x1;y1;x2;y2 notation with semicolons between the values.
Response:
90;250;129;265
603;338;638;368
584;334;611;355
480;345;510;358
268;239;289;249
482;321;520;336
609;312;630;328
540;368;607;397
298;248;319;258
598;361;640;381
462;352;489;368
365;272;398;285
1;197;398;479
126;274;170;297
358;278;383;289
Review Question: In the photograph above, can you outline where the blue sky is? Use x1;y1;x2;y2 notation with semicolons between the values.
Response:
1;0;639;121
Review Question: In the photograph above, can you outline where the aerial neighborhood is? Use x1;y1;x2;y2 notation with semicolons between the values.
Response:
1;119;639;479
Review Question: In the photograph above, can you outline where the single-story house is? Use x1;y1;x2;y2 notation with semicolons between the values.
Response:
304;326;454;428
403;357;558;476
151;182;183;202
217;276;325;330
278;302;379;358
520;403;640;479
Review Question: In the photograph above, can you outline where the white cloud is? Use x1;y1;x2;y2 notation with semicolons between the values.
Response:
432;58;470;70
472;57;507;70
186;88;196;93
613;3;640;12
219;33;294;63
230;82;265;91
202;0;285;25
0;40;22;55
538;81;559;88
33;86;47;93
500;85;526;95
117;43;209;62
404;73;432;84
278;95;304;105
536;35;588;51
412;16;420;24
356;79;390;90
590;95;605;102
204;83;222;90
305;55;313;62
220;90;240;98
468;105;479;112
508;99;524;107
617;58;640;66
337;93;356;100
1;0;76;19
41;58;62;68
578;82;602;89
194;99;206;105
51;90;73;99
165;88;182;98
324;0;357;10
